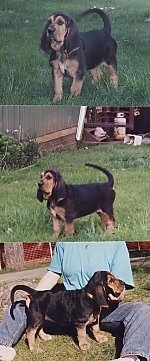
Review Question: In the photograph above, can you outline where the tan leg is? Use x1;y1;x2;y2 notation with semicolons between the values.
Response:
52;215;62;236
51;60;63;101
106;219;116;234
76;326;90;350
92;327;108;343
90;66;103;84
90;316;108;343
26;327;38;351
70;78;83;97
38;328;52;341
103;63;118;87
64;221;74;235
97;210;115;234
63;58;83;97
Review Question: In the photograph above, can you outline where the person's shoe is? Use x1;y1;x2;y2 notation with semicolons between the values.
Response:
0;345;16;361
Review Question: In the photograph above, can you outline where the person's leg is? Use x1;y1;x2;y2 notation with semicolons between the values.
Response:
0;300;27;361
100;302;150;361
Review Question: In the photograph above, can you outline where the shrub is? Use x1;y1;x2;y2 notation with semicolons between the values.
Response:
0;134;39;170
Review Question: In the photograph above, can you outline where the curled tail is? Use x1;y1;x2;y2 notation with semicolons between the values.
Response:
10;285;36;320
11;284;36;304
85;163;114;187
78;8;111;33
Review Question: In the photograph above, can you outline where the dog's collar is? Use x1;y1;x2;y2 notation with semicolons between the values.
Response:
68;46;80;56
62;46;80;57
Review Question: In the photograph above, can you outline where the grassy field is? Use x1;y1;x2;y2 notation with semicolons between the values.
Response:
0;262;149;361
0;143;150;242
0;0;150;105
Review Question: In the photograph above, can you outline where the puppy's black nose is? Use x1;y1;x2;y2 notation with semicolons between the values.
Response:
48;26;54;34
38;182;42;187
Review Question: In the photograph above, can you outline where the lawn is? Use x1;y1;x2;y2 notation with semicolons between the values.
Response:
0;262;150;361
0;0;150;105
0;143;150;242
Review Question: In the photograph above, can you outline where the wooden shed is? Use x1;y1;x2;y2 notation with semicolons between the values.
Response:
0;105;82;152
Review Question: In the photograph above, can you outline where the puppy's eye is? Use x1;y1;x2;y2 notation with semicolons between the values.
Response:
96;281;104;286
57;20;64;26
46;175;52;180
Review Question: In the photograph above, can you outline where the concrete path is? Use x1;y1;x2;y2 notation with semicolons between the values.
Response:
0;266;47;283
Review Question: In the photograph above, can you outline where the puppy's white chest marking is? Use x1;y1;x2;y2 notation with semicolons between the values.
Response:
58;58;79;78
58;52;67;74
59;61;66;74
50;206;56;217
50;203;65;221
58;50;80;77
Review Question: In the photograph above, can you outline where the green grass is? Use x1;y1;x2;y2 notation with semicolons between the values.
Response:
0;143;150;242
1;263;150;361
0;0;150;105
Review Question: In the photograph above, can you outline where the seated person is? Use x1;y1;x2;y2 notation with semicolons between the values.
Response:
0;241;149;361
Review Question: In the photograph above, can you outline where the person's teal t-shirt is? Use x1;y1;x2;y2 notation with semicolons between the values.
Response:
48;241;134;290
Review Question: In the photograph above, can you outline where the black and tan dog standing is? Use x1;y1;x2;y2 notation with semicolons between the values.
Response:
40;8;118;100
10;271;125;351
37;164;116;236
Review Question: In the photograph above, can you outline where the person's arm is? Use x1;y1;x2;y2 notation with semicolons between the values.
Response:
25;243;64;306
35;270;61;291
107;241;134;302
35;243;64;290
25;270;61;307
110;241;135;289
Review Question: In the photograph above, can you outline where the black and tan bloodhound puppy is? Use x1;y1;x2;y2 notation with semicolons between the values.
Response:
40;8;118;100
10;271;125;351
37;163;116;236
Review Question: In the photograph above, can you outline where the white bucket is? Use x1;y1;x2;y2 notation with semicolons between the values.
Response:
114;112;126;140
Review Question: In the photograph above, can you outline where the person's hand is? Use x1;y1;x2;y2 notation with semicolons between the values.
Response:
108;287;125;302
20;291;31;308
25;295;31;308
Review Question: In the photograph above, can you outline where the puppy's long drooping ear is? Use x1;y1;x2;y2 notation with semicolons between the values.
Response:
95;283;109;308
50;169;66;203
37;188;43;202
64;17;81;52
40;22;51;54
86;271;109;307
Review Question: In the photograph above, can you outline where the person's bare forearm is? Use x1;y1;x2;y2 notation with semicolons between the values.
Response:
35;270;61;291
